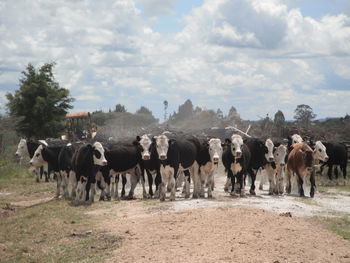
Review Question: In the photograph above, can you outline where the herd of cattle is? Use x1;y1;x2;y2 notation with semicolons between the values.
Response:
14;132;348;203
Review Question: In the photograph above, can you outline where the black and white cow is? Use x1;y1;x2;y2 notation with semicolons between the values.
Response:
320;142;347;180
196;138;223;198
135;135;161;198
15;139;50;182
222;134;251;197
154;134;199;201
71;142;108;203
30;144;65;198
100;141;143;200
261;143;288;195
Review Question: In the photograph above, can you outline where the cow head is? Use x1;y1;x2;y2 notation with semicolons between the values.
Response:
136;134;152;160
15;139;28;157
299;144;314;172
265;138;275;162
155;134;170;160
229;134;243;158
208;138;223;165
273;144;287;167
291;134;303;145
30;145;47;167
313;141;329;162
92;142;108;166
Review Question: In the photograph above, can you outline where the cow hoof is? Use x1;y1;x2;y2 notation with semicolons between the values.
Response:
208;194;213;199
192;194;199;199
268;191;273;195
230;192;238;197
249;190;256;196
259;185;263;190
160;196;165;202
185;194;190;199
224;187;229;193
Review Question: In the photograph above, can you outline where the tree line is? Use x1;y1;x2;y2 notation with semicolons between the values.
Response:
2;62;350;148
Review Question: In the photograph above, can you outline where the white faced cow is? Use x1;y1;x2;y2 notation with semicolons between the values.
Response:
197;138;223;198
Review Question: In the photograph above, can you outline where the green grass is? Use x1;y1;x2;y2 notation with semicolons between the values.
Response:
0;159;122;263
313;215;350;240
0;200;122;263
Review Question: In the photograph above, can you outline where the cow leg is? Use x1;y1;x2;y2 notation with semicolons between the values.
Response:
121;174;127;198
43;164;49;182
266;167;275;195
169;167;176;201
285;169;292;194
224;174;231;193
310;169;316;198
146;170;154;197
61;170;69;199
183;170;191;199
154;170;161;198
192;164;200;199
228;169;237;197
249;169;256;196
342;163;347;179
334;166;339;180
96;172;105;201
297;173;305;197
207;170;214;199
127;168;140;200
113;173;119;200
55;172;62;199
277;167;285;195
35;168;40;183
69;171;77;200
258;168;265;191
86;173;96;203
140;169;149;199
159;165;168;201
327;165;333;180
176;172;184;191
199;170;206;198
237;172;245;197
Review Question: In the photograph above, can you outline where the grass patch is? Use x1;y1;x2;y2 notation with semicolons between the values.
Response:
313;215;350;240
0;200;122;263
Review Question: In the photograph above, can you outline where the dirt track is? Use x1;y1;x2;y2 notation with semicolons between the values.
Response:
87;171;350;263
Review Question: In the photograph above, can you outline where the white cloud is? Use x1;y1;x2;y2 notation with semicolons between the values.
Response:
0;0;349;119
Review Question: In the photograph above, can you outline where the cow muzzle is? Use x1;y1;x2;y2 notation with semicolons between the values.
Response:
269;157;274;162
143;155;150;161
324;156;329;162
213;157;219;163
159;155;167;160
235;152;242;158
280;163;285;167
101;161;108;166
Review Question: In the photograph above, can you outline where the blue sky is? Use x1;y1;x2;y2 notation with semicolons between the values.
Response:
0;0;349;121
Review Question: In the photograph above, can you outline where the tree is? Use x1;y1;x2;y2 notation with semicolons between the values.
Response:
115;104;127;113
217;108;223;119
136;106;153;115
6;63;74;139
294;104;316;126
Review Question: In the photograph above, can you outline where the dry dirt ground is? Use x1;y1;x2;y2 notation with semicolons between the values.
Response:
82;169;350;263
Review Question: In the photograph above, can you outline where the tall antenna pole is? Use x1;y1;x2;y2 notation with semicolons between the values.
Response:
163;100;168;122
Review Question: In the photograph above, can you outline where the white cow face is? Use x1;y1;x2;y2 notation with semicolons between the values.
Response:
138;134;152;160
313;141;329;162
30;145;47;167
156;135;169;160
265;138;275;162
230;134;243;158
208;138;223;165
274;145;287;167
15;139;28;157
291;134;303;144
92;142;108;166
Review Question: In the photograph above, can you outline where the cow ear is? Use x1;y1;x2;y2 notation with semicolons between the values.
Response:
221;143;225;147
87;144;93;151
136;136;141;142
133;140;140;146
152;136;157;143
225;138;231;144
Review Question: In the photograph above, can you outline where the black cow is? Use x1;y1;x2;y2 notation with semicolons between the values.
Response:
71;142;108;203
154;134;199;201
222;134;251;197
320;142;348;180
100;140;143;200
244;137;271;195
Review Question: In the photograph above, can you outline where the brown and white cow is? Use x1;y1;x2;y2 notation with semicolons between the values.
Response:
286;143;315;197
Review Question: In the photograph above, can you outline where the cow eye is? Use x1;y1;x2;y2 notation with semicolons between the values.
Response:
94;149;101;159
318;149;322;152
276;153;279;156
36;153;40;157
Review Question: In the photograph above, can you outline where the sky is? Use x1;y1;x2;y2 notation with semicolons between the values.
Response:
0;0;350;121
